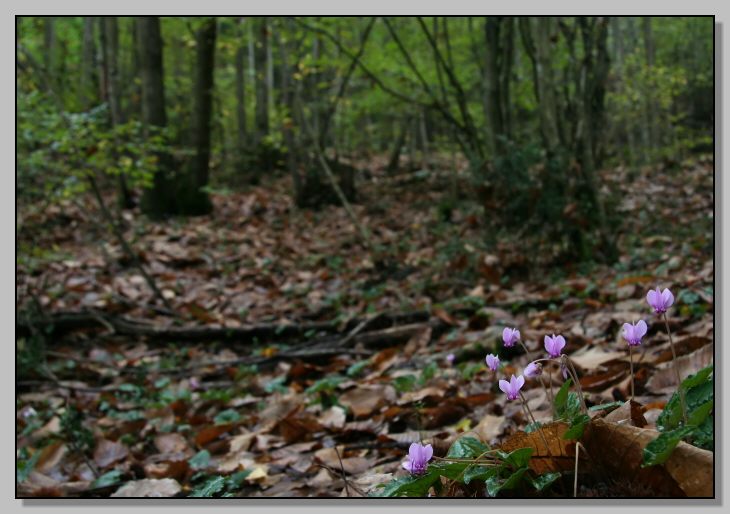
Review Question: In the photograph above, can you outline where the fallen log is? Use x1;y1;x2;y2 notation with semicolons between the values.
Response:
15;308;436;345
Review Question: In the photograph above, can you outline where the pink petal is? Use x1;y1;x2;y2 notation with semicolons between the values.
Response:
556;335;566;351
408;442;420;460
515;375;525;390
499;380;510;394
662;289;674;308
647;289;658;306
402;460;414;472
636;320;648;338
622;322;634;340
423;444;433;461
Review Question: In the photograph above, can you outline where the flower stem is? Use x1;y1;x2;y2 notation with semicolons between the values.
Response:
662;313;688;425
562;356;588;414
520;391;553;458
629;345;635;401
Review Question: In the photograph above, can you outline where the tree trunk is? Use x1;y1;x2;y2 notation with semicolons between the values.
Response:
254;17;269;144
485;17;505;156
80;17;97;110
642;17;659;148
137;16;176;219
101;17;134;209
235;18;248;158
178;18;216;216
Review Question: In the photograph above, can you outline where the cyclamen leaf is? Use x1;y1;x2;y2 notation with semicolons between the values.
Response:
642;426;696;467
554;379;572;416
373;472;440;497
463;465;499;485
91;469;123;489
190;475;226;497
529;471;561;491
446;436;491;459
563;414;590;440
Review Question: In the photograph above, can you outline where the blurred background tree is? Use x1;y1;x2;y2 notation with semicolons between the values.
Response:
16;16;713;263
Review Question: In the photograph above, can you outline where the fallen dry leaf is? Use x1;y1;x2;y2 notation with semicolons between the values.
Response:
94;439;129;469
111;478;182;497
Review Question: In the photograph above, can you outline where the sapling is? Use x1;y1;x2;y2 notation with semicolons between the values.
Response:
646;287;688;425
622;320;647;401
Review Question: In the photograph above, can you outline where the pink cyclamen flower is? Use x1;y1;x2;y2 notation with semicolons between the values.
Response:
623;320;648;347
502;327;521;348
499;375;525;401
446;353;456;366
524;361;542;378
544;334;566;358
402;442;433;475
647;287;674;314
486;354;500;372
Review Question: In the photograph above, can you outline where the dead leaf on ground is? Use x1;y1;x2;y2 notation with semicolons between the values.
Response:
111;478;182;497
339;384;394;418
499;422;578;475
94;439;129;469
645;343;713;394
154;433;190;454
602;400;648;427
314;447;372;475
583;418;712;497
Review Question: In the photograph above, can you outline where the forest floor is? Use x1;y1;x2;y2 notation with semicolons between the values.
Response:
16;153;714;498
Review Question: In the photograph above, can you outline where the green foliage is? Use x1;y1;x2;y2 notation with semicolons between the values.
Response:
643;365;713;466
374;435;561;498
214;409;241;425
189;470;252;497
60;405;94;454
91;469;124;489
392;374;418;393
16;447;42;483
188;449;211;470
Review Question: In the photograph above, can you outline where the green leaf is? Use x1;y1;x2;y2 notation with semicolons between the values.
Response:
446;436;490;459
657;368;713;432
346;360;369;378
497;447;533;469
91;469;123;489
392;375;418;393
554;378;572;417
563;414;590;440
463;464;499;485
16;450;41;483
692;415;713;450
214;409;241;425
190;475;226;497
188;449;211;470
305;375;345;395
485;467;528;497
642;426;696;467
373;471;440;497
525;421;542;433
588;401;623;413
419;361;439;385
529;471;561;491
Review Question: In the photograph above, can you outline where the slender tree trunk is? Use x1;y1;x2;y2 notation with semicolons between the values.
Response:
254;17;269;144
137;16;176;219
485;17;505;156
642;17;659;148
80;17;97;110
101;17;134;209
235;18;248;158
179;18;216;215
